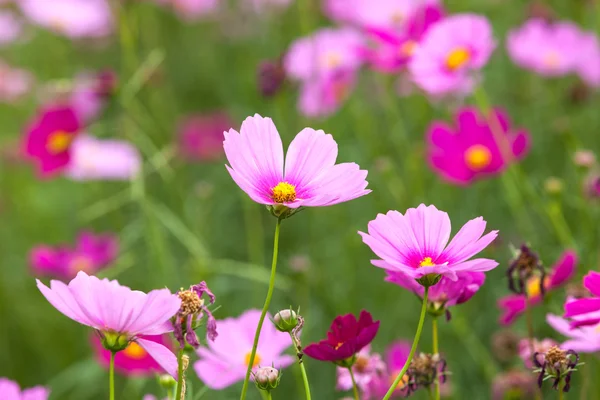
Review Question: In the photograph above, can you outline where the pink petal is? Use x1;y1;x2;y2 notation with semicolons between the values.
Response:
136;338;178;379
440;217;498;264
193;354;246;390
124;289;180;335
560;339;600;353
583;271;600;297
548;251;577;288
450;258;498;273
564;298;600;318
36;278;92;327
546;314;574;338
284;128;338;189
405;204;451;260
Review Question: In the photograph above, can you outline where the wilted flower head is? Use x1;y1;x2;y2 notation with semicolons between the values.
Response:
491;370;537;400
223;114;370;218
491;330;520;362
178;112;232;162
533;345;579;392
29;231;118;280
426;107;530;185
360;204;498;285
518;338;558;368
409;14;496;95
507;245;545;296
173;282;217;349
194;309;294;389
254;366;281;391
406;352;447;393
37;272;181;377
0;378;49;400
336;345;385;394
304;310;380;365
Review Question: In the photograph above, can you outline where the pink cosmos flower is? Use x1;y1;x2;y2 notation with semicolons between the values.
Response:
19;0;113;39
518;338;558;368
171;0;219;21
23;105;82;177
297;70;356;118
92;333;174;376
0;62;33;103
365;341;412;399
0;378;49;400
0;11;22;46
69;70;117;123
178;112;232;162
409;14;496;95
507;19;583;77
30;231;118;280
223;114;370;212
37;271;181;377
359;204;498;282
498;250;577;325
426;107;530;185
576;33;600;88
65;135;142;181
547;311;600;353
336;345;385;393
563;271;600;327
193;309;294;390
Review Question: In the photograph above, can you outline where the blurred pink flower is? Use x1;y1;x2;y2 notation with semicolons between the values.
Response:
507;19;583;77
70;70;117;123
178;112;232;162
409;14;496;95
547;312;600;353
336;345;385;393
223;114;370;209
365;341;411;399
576;33;600;88
0;11;22;46
23;105;82;177
37;271;181;377
65;135;141;181
30;231;118;280
426;107;530;185
193;309;294;389
518;338;557;368
243;0;292;13
92;333;175;376
498;250;577;325
19;0;113;39
563;271;600;327
0;61;33;103
171;0;219;20
360;204;498;282
297;69;356;118
0;378;49;400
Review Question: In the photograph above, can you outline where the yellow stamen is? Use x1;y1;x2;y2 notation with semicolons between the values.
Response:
526;276;550;298
69;256;93;274
399;40;417;57
419;257;435;267
123;342;147;360
271;182;296;203
446;47;471;71
390;370;410;389
334;342;344;350
244;351;261;367
46;131;74;154
322;52;342;68
464;144;492;171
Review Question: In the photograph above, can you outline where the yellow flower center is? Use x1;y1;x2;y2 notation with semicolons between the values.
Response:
399;40;417;57
46;131;74;154
69;256;93;275
244;351;262;367
390;370;410;389
271;182;296;203
464;144;492;171
123;342;147;360
543;51;560;69
526;276;550;298
323;52;342;69
446;47;471;71
419;257;435;267
334;341;344;350
354;355;369;372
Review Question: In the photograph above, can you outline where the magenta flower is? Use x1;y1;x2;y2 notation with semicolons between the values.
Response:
36;271;181;377
365;341;412;399
0;378;49;400
0;11;22;46
336;345;385;393
426;107;530;185
23;105;82;177
409;14;496;95
30;231;117;280
193;309;293;390
518;338;558;368
563;271;600;327
547;312;600;353
223;114;370;214
360;204;498;283
92;333;174;376
498;250;577;325
304;310;380;363
65;135;141;181
0;61;33;103
297;70;356;118
178;112;232;162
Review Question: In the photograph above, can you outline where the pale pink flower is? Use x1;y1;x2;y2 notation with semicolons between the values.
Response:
171;0;219;20
36;271;181;377
409;14;496;95
0;11;22;46
576;33;600;88
0;61;33;103
193;309;294;389
243;0;292;13
336;345;385;393
297;70;356;118
19;0;113;39
518;338;558;368
0;378;49;400
223;114;370;211
547;311;600;353
360;204;498;282
65;135;141;181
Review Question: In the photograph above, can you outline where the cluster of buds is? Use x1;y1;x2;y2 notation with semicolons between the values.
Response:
533;345;580;392
507;245;546;297
172;282;217;348
254;366;281;392
406;353;447;394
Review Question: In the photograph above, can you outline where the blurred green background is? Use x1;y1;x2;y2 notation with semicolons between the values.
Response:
0;0;599;399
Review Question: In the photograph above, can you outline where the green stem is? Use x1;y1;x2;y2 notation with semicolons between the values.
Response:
348;367;360;400
109;351;115;400
525;296;543;400
382;288;429;400
175;348;184;400
266;391;273;400
240;218;283;400
558;387;564;400
432;318;440;400
299;361;312;400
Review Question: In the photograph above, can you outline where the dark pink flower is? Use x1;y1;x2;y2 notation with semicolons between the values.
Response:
178;112;232;162
92;333;174;376
304;310;380;363
427;107;530;185
498;250;577;325
563;271;600;327
23;105;82;177
29;231;118;280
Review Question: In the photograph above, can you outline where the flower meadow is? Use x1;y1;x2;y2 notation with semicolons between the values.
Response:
0;0;599;399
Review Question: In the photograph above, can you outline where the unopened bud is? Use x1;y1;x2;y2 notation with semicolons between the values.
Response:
273;309;299;333
573;150;596;168
544;177;563;194
254;367;281;391
158;374;176;389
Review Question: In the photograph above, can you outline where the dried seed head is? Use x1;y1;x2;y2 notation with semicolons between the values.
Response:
545;346;566;366
491;330;520;362
407;352;446;391
177;290;203;317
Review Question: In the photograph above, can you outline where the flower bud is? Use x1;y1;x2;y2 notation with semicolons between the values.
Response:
254;367;281;391
101;331;130;352
544;177;563;195
573;150;596;168
416;273;442;288
273;309;299;333
158;374;176;390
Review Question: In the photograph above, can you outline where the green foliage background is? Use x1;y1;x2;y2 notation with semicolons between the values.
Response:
0;0;599;399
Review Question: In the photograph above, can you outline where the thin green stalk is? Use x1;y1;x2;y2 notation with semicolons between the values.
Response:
558;388;564;400
266;391;273;400
525;296;543;400
240;218;283;400
348;367;360;400
382;288;430;400
109;351;115;400
175;348;184;400
299;361;312;400
432;318;440;400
